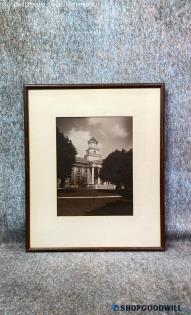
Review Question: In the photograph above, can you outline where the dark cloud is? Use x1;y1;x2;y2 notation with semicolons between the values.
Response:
56;117;133;158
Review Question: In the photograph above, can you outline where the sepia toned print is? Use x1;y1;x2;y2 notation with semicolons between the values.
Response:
25;84;164;251
56;117;133;216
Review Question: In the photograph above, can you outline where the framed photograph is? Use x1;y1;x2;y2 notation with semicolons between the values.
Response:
24;84;165;251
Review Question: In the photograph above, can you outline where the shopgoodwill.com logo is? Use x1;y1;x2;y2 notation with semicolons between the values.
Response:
111;304;184;312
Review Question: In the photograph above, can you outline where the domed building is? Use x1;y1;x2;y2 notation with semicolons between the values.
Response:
66;137;115;189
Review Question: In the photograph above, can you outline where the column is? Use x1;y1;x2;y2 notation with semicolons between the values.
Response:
87;167;91;185
98;168;100;185
91;167;94;184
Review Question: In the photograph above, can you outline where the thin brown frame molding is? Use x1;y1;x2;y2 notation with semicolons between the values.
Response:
24;83;165;252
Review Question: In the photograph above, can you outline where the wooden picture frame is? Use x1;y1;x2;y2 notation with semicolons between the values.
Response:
24;83;165;251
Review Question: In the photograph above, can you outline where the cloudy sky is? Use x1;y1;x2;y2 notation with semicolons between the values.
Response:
57;117;133;158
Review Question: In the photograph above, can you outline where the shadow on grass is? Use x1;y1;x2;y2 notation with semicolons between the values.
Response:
58;188;77;193
85;199;133;216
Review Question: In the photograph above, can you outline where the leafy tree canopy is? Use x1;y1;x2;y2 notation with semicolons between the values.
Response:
99;149;133;194
56;128;77;187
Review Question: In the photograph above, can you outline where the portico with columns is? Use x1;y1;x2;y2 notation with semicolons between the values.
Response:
89;163;102;186
65;137;115;190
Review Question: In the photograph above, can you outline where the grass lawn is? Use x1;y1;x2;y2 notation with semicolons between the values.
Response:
57;189;133;216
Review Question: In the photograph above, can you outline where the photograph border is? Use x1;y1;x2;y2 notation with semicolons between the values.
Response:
24;83;165;252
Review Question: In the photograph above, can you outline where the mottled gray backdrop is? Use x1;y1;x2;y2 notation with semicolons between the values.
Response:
0;1;191;314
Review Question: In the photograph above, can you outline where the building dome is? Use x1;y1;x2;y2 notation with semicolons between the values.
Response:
84;136;101;161
88;136;98;144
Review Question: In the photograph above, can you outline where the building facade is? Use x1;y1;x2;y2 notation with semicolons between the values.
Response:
65;137;115;189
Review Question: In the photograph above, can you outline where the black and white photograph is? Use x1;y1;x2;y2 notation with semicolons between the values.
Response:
56;117;133;216
25;84;164;250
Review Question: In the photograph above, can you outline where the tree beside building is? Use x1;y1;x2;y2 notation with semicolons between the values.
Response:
99;149;133;198
56;128;77;187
